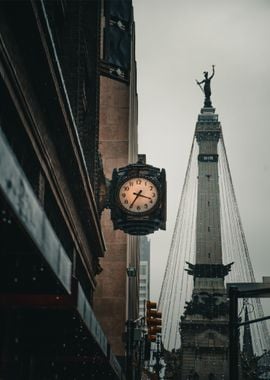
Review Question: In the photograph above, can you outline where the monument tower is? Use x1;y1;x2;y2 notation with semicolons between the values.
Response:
180;67;230;380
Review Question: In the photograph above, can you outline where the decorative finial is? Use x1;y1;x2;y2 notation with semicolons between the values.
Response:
196;65;215;107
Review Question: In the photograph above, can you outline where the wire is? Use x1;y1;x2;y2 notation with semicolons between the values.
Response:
158;121;270;355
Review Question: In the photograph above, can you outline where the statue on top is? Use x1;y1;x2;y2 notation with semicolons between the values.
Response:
196;65;215;107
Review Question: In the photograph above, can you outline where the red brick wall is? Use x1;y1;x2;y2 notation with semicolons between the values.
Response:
94;76;130;356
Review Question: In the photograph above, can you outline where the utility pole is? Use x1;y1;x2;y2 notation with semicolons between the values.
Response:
126;266;137;380
126;319;135;380
229;286;239;380
152;334;163;380
156;334;162;380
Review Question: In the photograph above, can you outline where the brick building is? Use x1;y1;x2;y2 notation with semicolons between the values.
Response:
94;0;139;364
0;0;138;379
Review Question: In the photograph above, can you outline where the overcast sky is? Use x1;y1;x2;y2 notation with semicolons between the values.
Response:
133;0;270;305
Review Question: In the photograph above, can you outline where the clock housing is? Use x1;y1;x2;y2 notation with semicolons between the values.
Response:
109;162;166;235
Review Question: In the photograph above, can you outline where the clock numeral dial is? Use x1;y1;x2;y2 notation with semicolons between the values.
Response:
118;178;159;214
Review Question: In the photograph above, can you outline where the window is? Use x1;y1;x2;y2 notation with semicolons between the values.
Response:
140;266;146;275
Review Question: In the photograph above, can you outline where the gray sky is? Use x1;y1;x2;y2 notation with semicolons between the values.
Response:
133;0;270;304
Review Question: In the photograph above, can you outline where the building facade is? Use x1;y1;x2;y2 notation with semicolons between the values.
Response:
139;237;151;317
93;0;140;364
0;0;139;379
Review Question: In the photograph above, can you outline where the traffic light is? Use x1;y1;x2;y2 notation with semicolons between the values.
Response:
146;301;162;342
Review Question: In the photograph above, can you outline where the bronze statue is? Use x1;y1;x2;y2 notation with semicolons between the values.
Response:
196;65;215;107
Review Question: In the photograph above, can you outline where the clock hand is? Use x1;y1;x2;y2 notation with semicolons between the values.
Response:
133;192;151;200
130;190;142;208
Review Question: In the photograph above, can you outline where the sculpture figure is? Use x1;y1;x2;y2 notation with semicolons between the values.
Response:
196;65;215;107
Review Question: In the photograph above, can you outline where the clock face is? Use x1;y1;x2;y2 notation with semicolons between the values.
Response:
118;177;159;214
